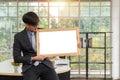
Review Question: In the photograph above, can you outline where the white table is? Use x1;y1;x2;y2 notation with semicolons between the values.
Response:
0;59;70;80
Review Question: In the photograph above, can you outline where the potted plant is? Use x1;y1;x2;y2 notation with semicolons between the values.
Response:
11;62;21;73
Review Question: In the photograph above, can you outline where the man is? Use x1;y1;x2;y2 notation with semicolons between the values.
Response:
13;12;59;80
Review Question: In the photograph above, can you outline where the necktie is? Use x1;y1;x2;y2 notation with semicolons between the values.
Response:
31;32;36;51
31;32;41;66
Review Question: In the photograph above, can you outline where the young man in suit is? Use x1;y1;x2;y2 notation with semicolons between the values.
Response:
13;12;59;80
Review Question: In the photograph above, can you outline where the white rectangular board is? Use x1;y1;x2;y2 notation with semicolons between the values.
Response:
36;27;80;57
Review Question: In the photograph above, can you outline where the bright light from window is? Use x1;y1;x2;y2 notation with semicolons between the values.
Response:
50;2;65;16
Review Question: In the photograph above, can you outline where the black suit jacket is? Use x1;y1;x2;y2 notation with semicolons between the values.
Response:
13;28;54;73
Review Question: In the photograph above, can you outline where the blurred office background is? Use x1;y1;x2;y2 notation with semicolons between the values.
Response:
0;0;120;79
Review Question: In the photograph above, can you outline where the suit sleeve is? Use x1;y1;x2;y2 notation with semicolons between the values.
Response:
13;34;32;64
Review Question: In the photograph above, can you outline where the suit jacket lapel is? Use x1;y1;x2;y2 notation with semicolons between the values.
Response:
21;28;33;49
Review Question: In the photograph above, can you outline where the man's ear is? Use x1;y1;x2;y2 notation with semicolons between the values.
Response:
25;24;29;28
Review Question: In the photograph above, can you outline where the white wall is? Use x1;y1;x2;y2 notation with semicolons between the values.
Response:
112;0;120;79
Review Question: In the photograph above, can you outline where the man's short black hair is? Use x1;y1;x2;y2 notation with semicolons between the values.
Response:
22;12;39;26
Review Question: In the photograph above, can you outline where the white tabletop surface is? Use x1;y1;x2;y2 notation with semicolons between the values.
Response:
0;59;70;76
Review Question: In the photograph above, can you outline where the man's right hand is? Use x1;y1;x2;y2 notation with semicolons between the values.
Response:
31;55;46;61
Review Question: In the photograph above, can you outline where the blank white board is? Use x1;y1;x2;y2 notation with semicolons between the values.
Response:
36;27;80;57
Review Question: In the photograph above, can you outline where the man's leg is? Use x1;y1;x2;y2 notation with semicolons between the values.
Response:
40;65;59;80
23;67;39;80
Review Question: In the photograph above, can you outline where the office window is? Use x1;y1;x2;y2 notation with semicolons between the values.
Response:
0;0;111;78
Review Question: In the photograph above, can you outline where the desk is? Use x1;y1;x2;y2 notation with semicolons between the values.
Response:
0;59;70;80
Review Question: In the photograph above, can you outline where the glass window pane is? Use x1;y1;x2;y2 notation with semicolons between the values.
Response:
71;64;80;70
0;53;10;62
70;18;79;27
50;2;66;7
28;7;38;13
89;64;104;71
49;18;58;28
89;52;104;62
49;7;58;17
18;7;28;17
70;56;79;62
9;18;17;32
70;7;79;17
9;7;17;16
101;17;110;32
80;53;86;62
101;7;110;16
0;17;8;21
80;7;89;16
9;2;17;6
89;18;101;32
91;35;105;47
101;2;110;6
80;18;91;32
80;2;89;7
39;18;48;28
90;7;100;16
28;2;38;6
90;2;100;6
89;64;105;77
39;7;48;17
69;2;79;6
59;7;69;17
39;2;48;6
79;64;86;77
18;2;28;6
0;22;12;51
0;7;7;16
106;49;111;62
0;2;8;6
58;18;70;28
18;18;25;32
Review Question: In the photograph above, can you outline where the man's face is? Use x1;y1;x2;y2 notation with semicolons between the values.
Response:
25;24;38;32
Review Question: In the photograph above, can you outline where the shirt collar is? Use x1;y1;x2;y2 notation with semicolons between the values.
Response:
26;28;33;35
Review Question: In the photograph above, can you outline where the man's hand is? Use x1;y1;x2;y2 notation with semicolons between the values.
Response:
77;42;81;48
31;55;46;61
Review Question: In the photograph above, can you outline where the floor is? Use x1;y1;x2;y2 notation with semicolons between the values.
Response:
71;78;112;80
